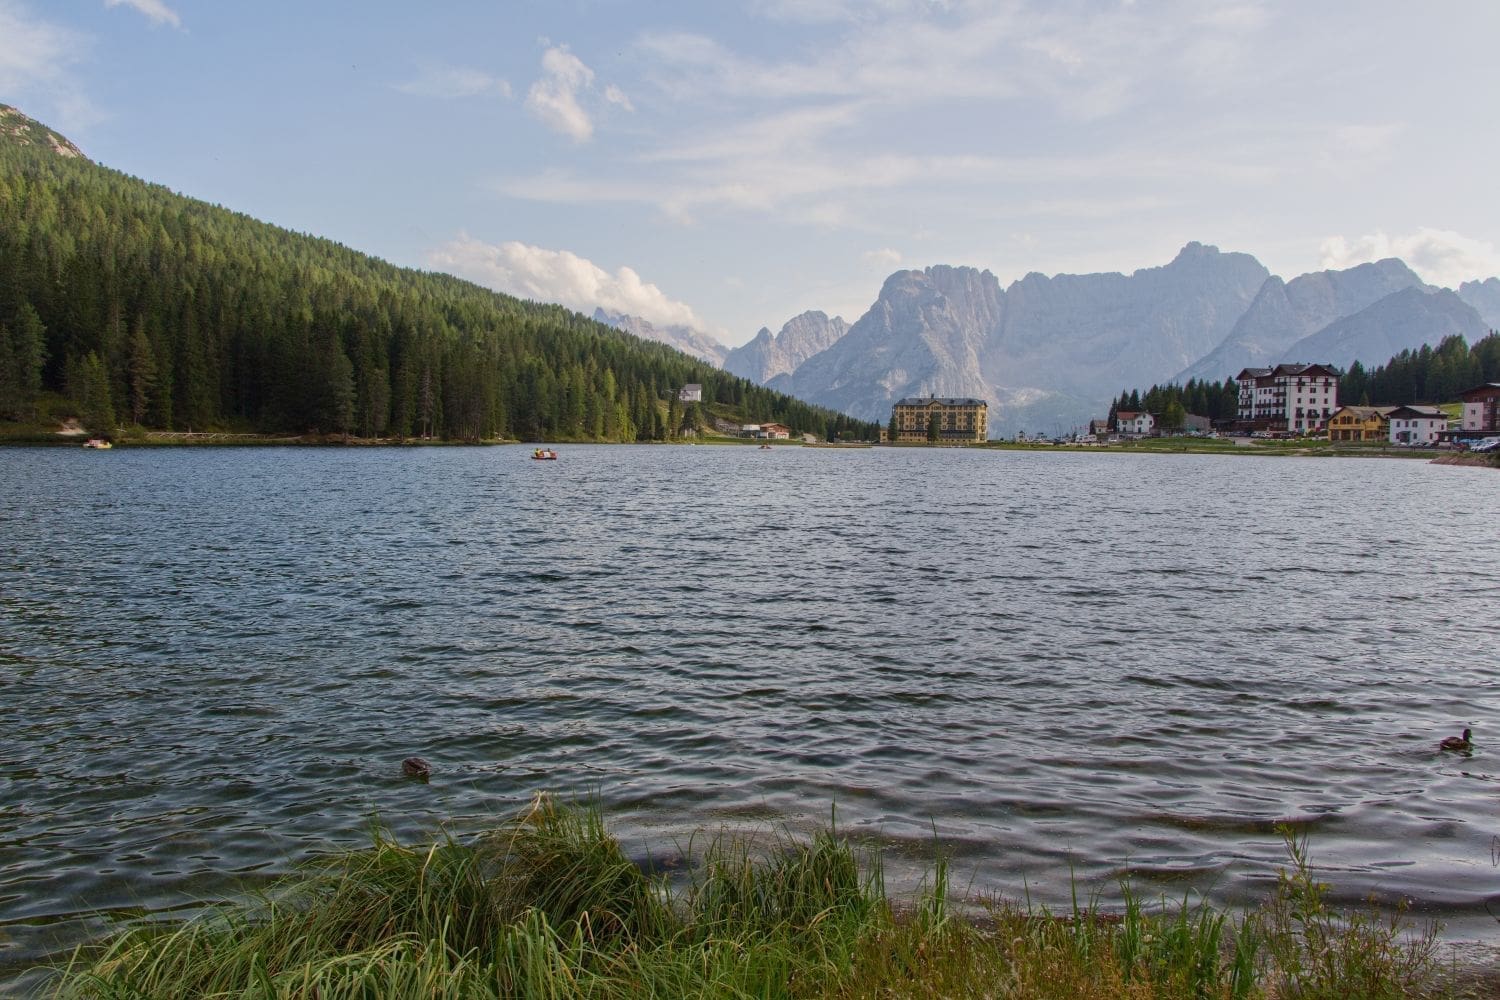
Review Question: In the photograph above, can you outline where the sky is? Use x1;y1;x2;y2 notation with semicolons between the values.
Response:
5;0;1500;347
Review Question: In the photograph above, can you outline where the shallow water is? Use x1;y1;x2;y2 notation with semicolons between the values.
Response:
2;444;1498;986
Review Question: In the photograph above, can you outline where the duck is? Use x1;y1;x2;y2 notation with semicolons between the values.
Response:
1439;728;1472;752
401;756;433;778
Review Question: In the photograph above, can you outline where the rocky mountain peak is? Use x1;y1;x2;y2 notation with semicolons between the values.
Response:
0;104;86;160
723;310;848;384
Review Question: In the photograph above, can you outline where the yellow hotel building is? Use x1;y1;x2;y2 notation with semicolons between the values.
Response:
1326;405;1395;442
890;396;989;443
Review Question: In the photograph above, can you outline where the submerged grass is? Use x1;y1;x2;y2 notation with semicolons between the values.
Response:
50;800;1457;999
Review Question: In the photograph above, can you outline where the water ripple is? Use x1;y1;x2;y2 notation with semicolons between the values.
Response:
1;445;1498;985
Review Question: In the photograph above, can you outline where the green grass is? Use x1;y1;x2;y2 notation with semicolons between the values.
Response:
48;800;1463;999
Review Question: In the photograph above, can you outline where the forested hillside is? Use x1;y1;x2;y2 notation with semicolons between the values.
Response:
0;106;874;442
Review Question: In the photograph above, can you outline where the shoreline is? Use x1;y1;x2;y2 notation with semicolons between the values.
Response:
5;424;1497;468
32;799;1491;999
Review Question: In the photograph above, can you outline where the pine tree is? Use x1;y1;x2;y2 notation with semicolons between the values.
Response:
126;317;157;426
80;351;116;434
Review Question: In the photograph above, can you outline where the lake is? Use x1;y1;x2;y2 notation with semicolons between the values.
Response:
2;444;1498;988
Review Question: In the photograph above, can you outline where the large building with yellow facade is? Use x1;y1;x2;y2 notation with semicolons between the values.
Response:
889;396;989;443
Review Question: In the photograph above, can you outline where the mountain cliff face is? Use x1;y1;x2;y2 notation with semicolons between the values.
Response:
1277;287;1490;370
1459;277;1500;330
989;242;1267;398
1174;258;1424;382
591;308;727;367
771;244;1266;432
770;268;998;419
722;310;848;383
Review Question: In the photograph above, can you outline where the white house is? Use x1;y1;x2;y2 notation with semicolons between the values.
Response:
678;383;702;403
1115;410;1155;436
1387;405;1447;445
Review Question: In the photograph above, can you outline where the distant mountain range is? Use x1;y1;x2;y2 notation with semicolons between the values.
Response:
603;244;1499;436
724;311;849;384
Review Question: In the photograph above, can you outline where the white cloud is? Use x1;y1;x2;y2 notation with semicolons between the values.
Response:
862;248;903;269
602;83;633;112
428;234;708;332
526;45;620;142
593;1;1285;223
396;65;511;100
0;1;98;129
0;2;71;89
1319;229;1500;288
104;0;181;29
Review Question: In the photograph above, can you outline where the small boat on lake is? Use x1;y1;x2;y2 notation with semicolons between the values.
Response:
531;448;558;460
82;438;112;449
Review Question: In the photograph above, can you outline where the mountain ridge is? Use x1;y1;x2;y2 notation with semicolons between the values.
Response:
739;246;1498;435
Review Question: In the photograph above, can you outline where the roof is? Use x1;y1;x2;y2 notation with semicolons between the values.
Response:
681;383;701;390
1386;405;1447;418
1271;363;1339;378
1115;411;1150;420
1236;367;1273;380
1459;382;1500;399
894;396;988;407
1331;405;1397;419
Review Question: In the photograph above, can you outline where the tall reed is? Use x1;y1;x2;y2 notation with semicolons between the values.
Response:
49;799;1453;999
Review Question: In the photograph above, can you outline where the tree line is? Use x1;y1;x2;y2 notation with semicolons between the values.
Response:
1104;332;1500;431
1106;378;1239;432
0;133;876;442
1339;333;1500;406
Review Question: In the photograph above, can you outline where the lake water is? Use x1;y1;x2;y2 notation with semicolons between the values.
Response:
2;444;1498;988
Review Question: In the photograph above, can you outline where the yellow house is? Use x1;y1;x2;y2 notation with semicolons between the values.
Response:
1327;405;1395;442
890;396;989;442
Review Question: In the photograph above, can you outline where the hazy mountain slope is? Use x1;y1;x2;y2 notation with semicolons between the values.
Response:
1175;258;1424;381
1279;287;1490;369
591;308;727;367
989;242;1267;399
1458;277;1500;330
723;310;848;383
770;267;999;420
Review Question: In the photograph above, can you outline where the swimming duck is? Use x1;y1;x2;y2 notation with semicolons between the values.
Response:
1439;728;1472;752
402;756;432;778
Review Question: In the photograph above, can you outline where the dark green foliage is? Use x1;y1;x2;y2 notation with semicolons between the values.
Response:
0;301;46;420
1339;332;1500;406
1160;398;1186;432
1110;378;1241;427
0;127;878;442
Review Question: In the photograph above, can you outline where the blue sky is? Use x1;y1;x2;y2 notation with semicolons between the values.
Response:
5;0;1500;346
